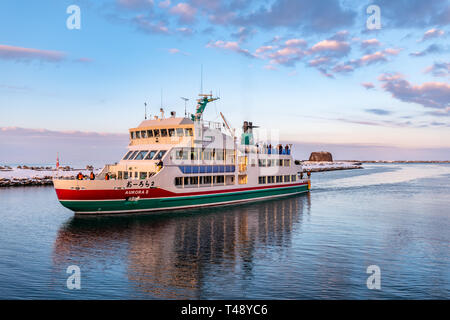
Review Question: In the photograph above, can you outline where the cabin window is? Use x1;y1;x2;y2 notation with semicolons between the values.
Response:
139;172;147;179
213;175;224;184
128;150;139;160
174;177;183;186
154;150;166;160
267;176;275;183
168;128;175;137
153;129;160;137
147;130;153;137
176;128;184;137
122;151;133;160
123;171;129;179
284;159;291;167
258;159;266;167
215;149;224;161
183;177;189;186
145;150;157;160
141;130;146;138
276;176;283;183
189;176;198;185
184;128;193;136
203;149;213;160
130;132;135;139
258;176;266;184
204;176;212;184
291;175;297;182
134;172;138;179
225;149;235;163
278;159;284;166
161;129;168;137
284;175;291;182
136;131;141;139
134;150;148;160
118;171;123;180
190;148;199;161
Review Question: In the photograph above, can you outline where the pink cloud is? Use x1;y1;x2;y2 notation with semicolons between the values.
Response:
378;73;450;110
170;2;197;23
206;40;254;58
284;38;306;47
361;82;375;90
0;44;66;62
309;39;350;56
361;38;380;49
420;28;445;42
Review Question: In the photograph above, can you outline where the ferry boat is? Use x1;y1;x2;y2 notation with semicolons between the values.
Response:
53;93;311;214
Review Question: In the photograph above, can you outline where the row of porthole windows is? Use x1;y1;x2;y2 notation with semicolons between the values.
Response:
258;175;297;184
130;127;193;139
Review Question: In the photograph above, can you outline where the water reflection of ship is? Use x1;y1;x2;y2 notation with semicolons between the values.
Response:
53;194;311;299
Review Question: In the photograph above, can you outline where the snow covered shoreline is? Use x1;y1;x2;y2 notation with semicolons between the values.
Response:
0;166;100;187
301;161;363;172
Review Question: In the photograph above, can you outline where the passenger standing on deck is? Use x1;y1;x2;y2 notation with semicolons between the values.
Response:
90;171;95;180
77;172;83;180
105;173;110;180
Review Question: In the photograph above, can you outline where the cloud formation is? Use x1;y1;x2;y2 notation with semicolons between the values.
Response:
0;44;66;62
378;73;450;110
206;40;255;58
424;62;450;77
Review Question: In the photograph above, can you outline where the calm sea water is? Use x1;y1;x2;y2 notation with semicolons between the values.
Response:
0;164;449;299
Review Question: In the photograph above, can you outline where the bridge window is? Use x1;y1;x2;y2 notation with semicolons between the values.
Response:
130;132;135;139
128;150;139;160
123;151;133;160
161;129;168;137
134;150;149;160
184;128;193;136
176;128;184;136
153;129;160;137
154;150;166;160
136;131;141;139
147;130;153;137
168;128;175;137
145;150;157;160
141;130;147;138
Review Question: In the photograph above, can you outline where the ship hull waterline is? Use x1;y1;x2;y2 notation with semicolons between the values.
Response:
56;183;310;215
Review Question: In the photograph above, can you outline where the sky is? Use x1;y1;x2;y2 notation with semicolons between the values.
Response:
0;0;449;164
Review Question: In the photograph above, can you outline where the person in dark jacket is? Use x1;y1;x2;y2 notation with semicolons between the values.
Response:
90;172;95;180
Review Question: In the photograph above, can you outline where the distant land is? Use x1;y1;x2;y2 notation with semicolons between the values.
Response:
336;160;450;163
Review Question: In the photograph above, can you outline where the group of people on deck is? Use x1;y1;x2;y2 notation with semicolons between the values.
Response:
257;144;291;155
76;172;110;180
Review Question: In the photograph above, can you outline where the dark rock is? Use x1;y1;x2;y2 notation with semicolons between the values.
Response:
309;151;333;162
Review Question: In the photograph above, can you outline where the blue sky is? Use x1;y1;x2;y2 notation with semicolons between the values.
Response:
0;0;449;163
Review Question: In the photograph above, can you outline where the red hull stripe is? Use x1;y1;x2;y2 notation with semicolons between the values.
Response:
55;182;308;201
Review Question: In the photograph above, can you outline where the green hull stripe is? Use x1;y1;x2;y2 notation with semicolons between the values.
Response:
60;184;309;213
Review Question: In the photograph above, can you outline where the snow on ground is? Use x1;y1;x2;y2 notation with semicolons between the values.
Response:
301;161;362;171
0;168;101;180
